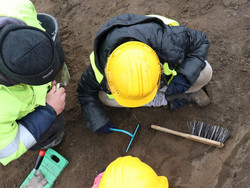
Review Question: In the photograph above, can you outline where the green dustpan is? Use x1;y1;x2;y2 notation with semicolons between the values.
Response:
20;148;68;188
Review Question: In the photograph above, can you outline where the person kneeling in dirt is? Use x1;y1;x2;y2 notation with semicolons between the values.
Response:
0;0;66;165
77;14;212;134
92;156;169;188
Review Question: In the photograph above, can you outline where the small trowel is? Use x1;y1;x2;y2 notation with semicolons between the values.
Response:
23;170;48;188
56;63;70;88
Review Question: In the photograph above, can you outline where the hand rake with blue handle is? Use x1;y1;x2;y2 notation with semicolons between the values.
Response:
109;124;140;152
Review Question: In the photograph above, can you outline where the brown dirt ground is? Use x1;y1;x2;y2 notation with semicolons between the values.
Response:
1;0;250;187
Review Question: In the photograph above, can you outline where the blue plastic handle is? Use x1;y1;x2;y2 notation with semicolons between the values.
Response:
109;124;140;152
109;128;133;137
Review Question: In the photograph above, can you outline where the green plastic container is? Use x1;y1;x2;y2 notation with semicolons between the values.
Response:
20;148;69;188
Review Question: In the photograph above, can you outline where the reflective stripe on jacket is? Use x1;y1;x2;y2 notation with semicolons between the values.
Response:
0;0;47;165
0;84;50;165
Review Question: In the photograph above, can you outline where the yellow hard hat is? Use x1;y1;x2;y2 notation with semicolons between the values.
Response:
99;156;169;188
105;41;161;107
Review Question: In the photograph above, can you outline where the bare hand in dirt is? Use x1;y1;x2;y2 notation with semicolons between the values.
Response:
46;86;66;115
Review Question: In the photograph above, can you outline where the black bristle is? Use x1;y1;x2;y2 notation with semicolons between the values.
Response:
188;121;230;143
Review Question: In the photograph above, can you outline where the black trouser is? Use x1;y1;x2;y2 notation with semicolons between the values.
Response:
30;113;65;150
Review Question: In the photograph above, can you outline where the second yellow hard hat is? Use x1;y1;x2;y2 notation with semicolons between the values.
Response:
105;41;161;107
99;156;169;188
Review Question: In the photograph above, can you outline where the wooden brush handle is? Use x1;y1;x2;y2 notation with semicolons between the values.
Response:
151;125;224;148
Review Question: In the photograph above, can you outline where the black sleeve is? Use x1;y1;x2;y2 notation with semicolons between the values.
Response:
151;25;210;84
18;103;57;141
178;27;209;83
77;66;110;132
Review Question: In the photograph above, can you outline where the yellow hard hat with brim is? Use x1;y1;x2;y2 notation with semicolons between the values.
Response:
99;156;169;188
106;41;161;107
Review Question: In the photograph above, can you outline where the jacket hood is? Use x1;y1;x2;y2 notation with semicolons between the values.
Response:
0;0;44;31
93;14;165;74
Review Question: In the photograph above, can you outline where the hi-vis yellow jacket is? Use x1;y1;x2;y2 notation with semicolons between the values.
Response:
0;0;49;165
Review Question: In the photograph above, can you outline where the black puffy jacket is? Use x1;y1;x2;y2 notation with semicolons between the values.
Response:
77;14;210;132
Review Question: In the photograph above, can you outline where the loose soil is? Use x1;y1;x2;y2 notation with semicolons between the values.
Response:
0;0;249;187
